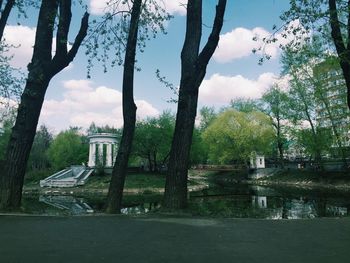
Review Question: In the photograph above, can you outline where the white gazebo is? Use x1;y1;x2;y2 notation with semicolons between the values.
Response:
88;133;118;168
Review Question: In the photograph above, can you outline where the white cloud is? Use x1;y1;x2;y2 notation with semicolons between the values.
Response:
89;0;186;16
3;25;36;68
40;80;159;130
160;0;186;15
198;72;278;105
214;27;270;63
89;0;109;15
3;25;74;69
214;20;306;63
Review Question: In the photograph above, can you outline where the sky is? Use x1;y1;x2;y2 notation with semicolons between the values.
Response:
2;0;293;133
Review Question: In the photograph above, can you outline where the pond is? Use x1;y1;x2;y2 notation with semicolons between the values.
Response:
21;183;350;219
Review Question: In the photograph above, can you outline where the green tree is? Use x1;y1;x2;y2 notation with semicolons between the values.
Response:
199;106;216;131
281;42;348;165
28;125;53;171
261;85;290;166
0;114;14;162
277;0;350;110
48;128;88;171
293;127;333;162
202;110;275;165
229;98;260;113
132;111;175;172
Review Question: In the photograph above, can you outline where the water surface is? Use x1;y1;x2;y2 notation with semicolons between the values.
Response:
21;184;350;219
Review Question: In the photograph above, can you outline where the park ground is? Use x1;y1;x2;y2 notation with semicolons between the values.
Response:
23;169;350;196
0;214;349;262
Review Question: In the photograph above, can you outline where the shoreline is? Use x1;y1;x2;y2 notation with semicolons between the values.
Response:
22;169;350;196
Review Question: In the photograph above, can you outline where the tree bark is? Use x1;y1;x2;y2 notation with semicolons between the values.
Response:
275;117;284;168
105;0;141;214
329;0;350;110
163;0;226;209
0;0;15;41
0;0;88;211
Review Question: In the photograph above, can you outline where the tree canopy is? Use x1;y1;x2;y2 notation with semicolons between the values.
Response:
202;109;274;164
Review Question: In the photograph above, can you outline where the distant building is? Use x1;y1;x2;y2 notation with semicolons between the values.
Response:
250;154;265;169
87;133;118;168
313;58;350;156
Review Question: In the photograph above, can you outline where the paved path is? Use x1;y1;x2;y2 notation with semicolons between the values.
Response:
0;215;349;263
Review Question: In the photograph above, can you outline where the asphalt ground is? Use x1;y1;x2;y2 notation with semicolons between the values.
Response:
0;215;349;263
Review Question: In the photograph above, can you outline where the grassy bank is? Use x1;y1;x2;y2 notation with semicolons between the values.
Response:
253;169;350;191
23;170;215;195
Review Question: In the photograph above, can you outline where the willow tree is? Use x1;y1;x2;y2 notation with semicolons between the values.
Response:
202;110;275;165
86;0;171;213
0;0;89;210
163;0;227;209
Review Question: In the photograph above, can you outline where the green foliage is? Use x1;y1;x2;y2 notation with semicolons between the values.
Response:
48;128;88;170
0;117;13;162
87;122;121;135
199;106;217;131
132;111;174;171
293;127;333;159
229;98;260;113
261;85;290;159
202;110;275;164
190;127;207;165
28;125;53;171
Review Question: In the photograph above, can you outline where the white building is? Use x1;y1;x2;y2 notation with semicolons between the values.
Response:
250;155;265;169
88;133;118;168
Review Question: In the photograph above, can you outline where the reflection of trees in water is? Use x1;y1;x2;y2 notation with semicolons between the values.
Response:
28;187;350;218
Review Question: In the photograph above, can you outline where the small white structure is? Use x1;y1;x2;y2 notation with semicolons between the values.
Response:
250;154;265;169
252;196;267;208
88;133;118;168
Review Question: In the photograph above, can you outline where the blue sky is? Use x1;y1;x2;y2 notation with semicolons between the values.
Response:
3;0;292;133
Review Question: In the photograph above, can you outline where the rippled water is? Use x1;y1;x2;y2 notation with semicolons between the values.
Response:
21;184;350;219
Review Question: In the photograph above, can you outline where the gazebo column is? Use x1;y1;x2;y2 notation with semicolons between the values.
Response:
98;143;104;166
106;144;112;167
88;143;96;167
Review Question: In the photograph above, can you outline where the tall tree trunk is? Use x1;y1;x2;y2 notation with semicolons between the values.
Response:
153;150;158;172
329;0;350;110
276;118;284;168
0;0;88;211
147;152;153;172
105;0;141;214
163;0;226;209
0;0;15;41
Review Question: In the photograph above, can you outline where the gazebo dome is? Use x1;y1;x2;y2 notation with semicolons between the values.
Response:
88;133;118;168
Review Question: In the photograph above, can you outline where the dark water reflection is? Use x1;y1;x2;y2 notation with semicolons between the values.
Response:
21;184;350;219
189;185;350;219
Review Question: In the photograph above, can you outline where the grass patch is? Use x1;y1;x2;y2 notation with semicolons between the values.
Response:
84;172;166;189
24;169;55;186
